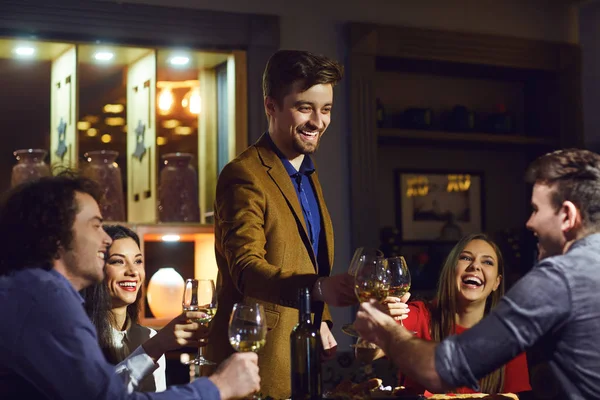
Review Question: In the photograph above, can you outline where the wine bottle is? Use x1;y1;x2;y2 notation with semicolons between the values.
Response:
290;287;322;400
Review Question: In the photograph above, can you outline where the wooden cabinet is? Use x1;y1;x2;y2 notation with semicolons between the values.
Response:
0;2;281;330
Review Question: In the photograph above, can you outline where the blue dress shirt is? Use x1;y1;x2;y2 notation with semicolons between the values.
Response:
267;134;321;259
0;267;220;400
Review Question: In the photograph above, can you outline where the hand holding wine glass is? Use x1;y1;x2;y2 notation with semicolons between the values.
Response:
228;303;267;400
383;256;415;333
342;247;383;337
228;303;267;354
182;278;217;366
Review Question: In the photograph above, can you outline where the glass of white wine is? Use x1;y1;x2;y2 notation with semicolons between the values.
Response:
342;248;386;337
386;256;415;333
354;256;391;303
182;278;217;366
228;303;267;353
228;303;267;400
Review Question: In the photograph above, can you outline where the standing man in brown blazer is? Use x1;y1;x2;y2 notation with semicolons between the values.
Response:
207;50;357;399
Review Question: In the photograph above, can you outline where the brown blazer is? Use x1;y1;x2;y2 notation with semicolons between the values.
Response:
207;133;334;399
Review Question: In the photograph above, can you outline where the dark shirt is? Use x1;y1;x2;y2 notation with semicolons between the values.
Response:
0;268;220;400
435;233;600;399
267;134;321;259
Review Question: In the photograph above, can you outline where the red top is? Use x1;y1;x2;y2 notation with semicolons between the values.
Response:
400;301;531;395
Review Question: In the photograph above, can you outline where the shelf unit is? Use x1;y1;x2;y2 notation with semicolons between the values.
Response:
377;128;557;147
348;22;583;253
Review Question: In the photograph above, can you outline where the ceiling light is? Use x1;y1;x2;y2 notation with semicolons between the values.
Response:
169;56;189;66
94;51;114;61
101;134;112;143
161;234;181;242
14;46;35;56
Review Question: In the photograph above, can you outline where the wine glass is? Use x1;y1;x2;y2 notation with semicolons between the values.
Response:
354;256;391;303
386;256;414;331
228;303;267;353
342;248;388;337
347;247;384;277
228;303;267;400
182;278;217;366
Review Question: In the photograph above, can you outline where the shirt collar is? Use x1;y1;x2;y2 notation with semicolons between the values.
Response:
568;232;600;253
266;133;315;177
50;268;85;306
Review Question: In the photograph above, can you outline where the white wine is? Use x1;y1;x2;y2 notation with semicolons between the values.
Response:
355;283;389;302
184;306;217;324
388;284;410;298
290;287;321;400
229;338;266;353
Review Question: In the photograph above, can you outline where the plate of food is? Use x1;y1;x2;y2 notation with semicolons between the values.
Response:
426;394;519;399
324;379;424;400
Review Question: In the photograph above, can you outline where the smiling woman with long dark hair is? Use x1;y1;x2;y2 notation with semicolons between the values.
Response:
81;224;206;393
81;225;165;391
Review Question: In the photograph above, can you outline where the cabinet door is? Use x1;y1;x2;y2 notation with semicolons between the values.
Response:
50;46;77;168
198;51;247;223
127;51;157;223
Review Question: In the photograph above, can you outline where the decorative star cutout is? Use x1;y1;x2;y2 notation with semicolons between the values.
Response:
55;117;67;159
133;120;147;161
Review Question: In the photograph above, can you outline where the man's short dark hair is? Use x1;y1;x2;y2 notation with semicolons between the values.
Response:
0;170;102;275
262;50;344;106
525;148;600;231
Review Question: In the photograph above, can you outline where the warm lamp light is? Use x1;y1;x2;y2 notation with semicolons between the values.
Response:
182;87;201;115
158;88;174;114
146;267;185;318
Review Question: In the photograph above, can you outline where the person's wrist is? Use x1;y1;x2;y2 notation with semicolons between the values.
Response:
313;277;325;302
378;318;401;354
209;374;231;400
141;337;163;362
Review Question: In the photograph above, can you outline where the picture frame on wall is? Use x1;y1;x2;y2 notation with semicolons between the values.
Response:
395;170;484;242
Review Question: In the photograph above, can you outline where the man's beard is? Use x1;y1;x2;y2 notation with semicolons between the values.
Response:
292;132;321;155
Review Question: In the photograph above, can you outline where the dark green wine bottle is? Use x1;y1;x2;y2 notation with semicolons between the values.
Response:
290;287;322;399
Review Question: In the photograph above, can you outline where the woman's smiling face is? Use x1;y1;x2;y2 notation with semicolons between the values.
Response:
455;239;501;304
105;237;145;308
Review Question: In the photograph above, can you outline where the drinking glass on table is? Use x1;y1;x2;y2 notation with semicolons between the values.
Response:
228;303;267;400
182;278;217;366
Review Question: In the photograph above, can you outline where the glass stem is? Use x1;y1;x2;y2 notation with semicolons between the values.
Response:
197;338;206;359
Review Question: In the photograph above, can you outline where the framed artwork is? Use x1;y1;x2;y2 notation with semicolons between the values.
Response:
395;170;484;242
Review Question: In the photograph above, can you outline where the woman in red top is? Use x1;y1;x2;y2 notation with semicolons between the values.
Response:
356;233;531;396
